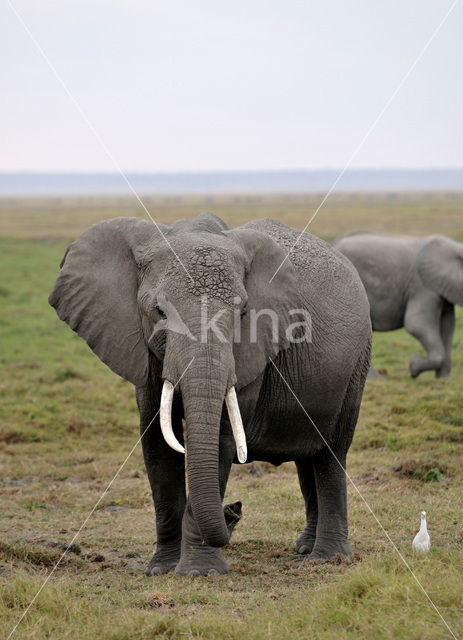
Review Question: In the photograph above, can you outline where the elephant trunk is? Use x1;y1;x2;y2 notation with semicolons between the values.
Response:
178;352;231;548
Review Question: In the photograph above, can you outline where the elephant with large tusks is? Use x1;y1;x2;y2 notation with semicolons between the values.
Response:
49;214;371;576
333;231;463;378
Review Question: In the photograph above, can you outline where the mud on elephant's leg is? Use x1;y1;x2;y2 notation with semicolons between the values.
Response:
294;460;318;555
308;448;351;561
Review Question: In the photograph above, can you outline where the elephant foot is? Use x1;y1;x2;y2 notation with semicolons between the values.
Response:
174;547;229;576
293;531;316;555
436;367;450;379
173;501;241;576
409;354;423;378
307;537;352;562
145;540;181;576
411;353;449;379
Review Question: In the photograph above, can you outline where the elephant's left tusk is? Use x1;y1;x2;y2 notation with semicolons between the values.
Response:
225;387;247;464
160;380;185;454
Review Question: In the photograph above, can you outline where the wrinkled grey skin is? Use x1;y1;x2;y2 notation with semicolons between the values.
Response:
333;231;463;378
49;214;371;576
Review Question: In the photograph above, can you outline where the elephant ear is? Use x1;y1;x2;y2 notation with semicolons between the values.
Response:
227;228;303;389
49;217;162;386
416;235;463;306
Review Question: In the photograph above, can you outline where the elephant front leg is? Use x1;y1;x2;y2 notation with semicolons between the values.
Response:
174;499;242;576
175;433;241;576
294;460;318;555
138;389;186;576
309;448;351;560
144;465;185;575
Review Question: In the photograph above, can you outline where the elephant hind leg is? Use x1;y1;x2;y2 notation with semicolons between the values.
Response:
404;296;446;378
437;301;455;378
305;347;370;561
309;448;351;560
294;461;318;555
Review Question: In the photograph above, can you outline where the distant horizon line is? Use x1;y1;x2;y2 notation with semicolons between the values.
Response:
1;168;462;196
1;167;463;175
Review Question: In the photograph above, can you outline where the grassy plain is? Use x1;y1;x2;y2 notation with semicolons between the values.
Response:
0;192;462;640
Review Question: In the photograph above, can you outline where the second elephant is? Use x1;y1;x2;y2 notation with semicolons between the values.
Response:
333;231;463;378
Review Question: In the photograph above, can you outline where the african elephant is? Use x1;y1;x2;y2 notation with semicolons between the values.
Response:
49;214;371;576
333;231;463;378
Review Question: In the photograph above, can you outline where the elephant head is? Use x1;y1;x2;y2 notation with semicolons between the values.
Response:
49;214;302;547
416;235;463;306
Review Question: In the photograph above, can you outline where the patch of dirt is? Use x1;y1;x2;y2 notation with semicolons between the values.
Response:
122;559;146;573
352;469;390;488
87;552;105;563
0;431;34;444
99;505;130;513
309;551;365;566
10;536;82;554
0;536;148;576
146;591;175;609
0;476;34;486
0;540;83;568
393;459;446;481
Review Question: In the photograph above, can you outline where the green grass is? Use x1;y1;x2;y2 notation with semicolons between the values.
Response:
1;193;462;639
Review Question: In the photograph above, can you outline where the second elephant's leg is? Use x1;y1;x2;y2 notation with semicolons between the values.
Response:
175;432;240;576
309;448;351;560
294;460;318;555
437;301;455;378
405;296;446;377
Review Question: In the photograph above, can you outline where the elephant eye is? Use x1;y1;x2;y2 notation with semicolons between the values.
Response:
155;305;167;320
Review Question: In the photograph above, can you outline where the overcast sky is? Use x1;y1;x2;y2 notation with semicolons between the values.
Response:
1;0;462;172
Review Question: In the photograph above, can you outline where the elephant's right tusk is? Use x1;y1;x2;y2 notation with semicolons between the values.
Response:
160;380;185;454
225;387;247;464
